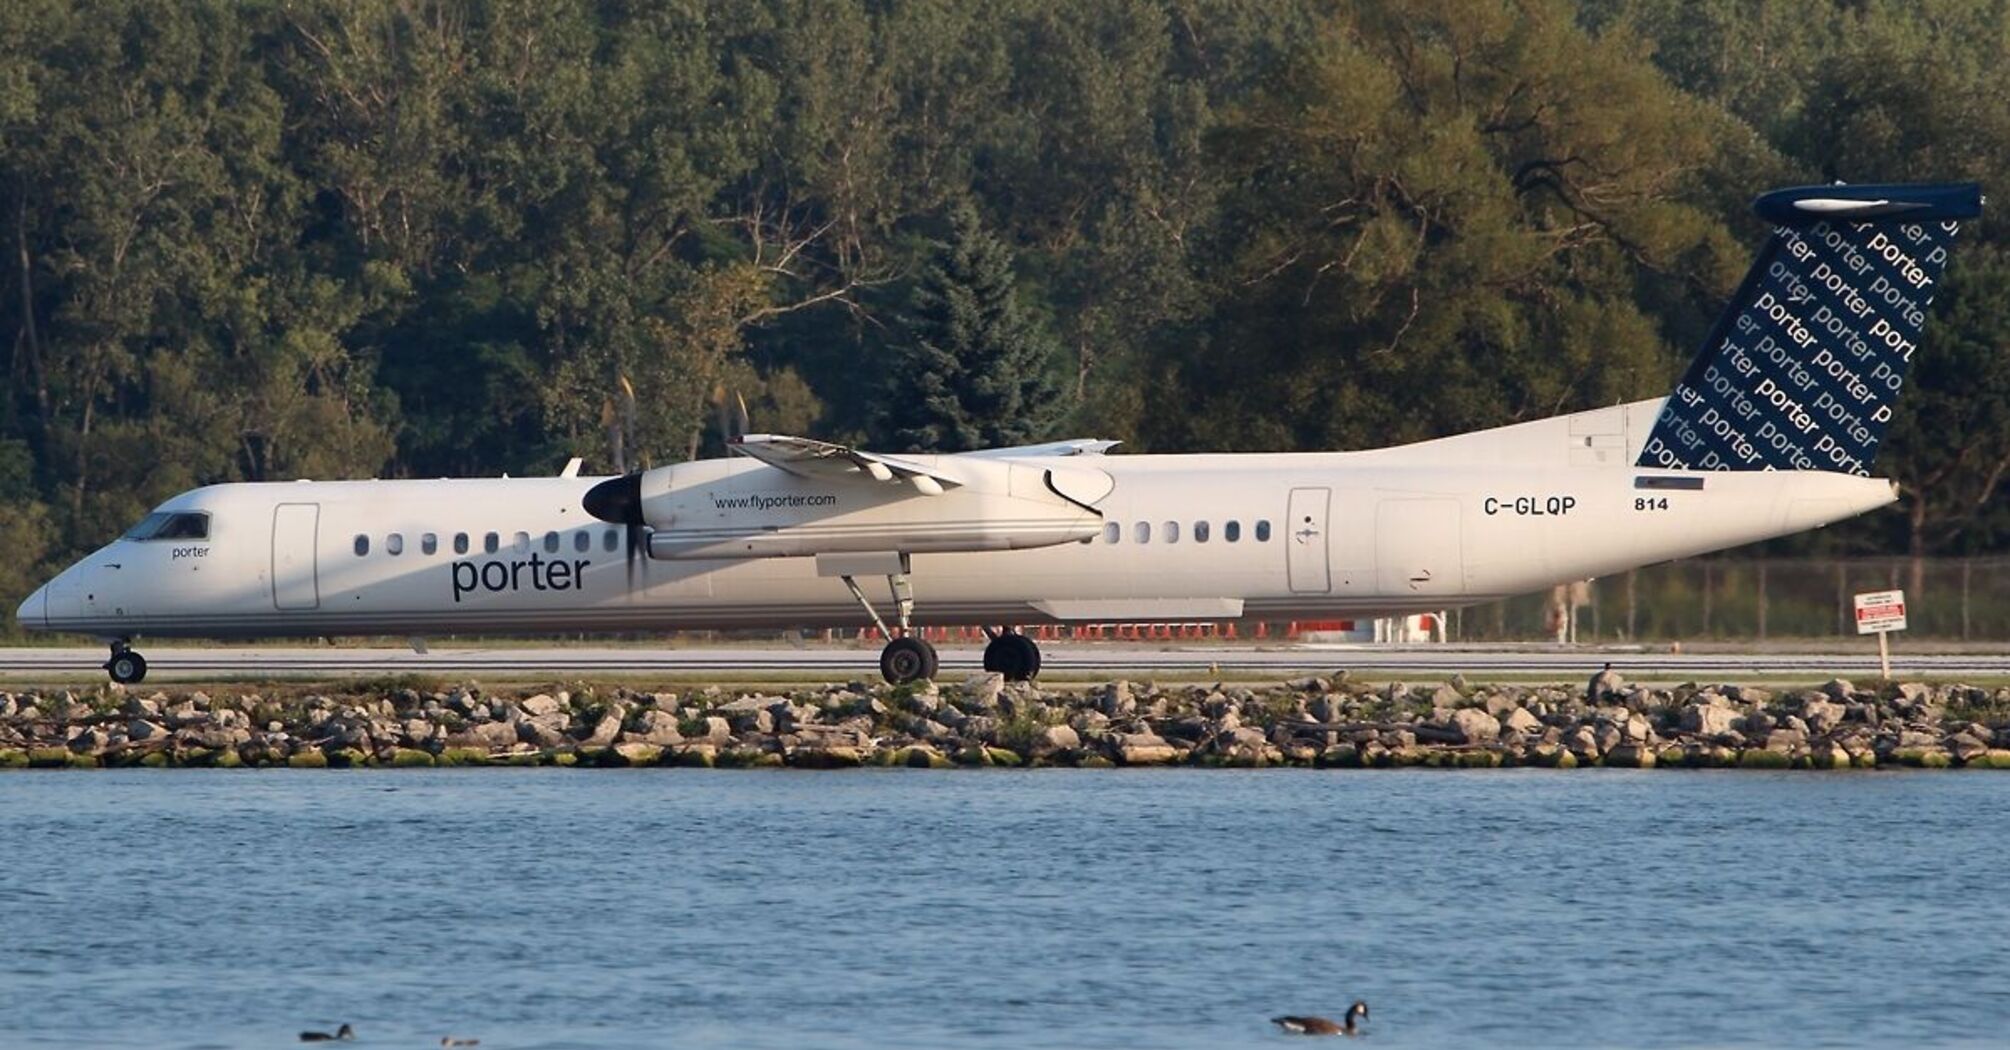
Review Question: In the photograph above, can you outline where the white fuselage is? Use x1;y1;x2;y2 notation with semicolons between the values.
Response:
17;399;1896;641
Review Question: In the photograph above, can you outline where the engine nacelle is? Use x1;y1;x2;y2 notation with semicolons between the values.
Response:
590;455;1111;560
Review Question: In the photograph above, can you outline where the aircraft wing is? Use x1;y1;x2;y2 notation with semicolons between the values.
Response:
729;434;965;495
960;438;1121;459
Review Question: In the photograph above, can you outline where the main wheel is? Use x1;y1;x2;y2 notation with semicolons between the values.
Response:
107;650;148;685
982;632;1042;681
880;636;938;684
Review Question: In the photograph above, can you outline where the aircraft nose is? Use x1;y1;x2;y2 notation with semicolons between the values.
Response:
15;583;46;631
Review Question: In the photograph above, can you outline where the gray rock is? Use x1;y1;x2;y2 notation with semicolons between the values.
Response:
1897;729;1940;750
1100;680;1137;718
127;719;168;742
1764;727;1808;752
1034;724;1080;754
520;694;562;717
1111;731;1179;765
1224;726;1269;751
1726;685;1774;706
468;721;519;749
1801;698;1845;733
515;719;567;748
122;695;161;718
1949;735;1990;763
1499;707;1542;734
702;716;732;743
1446;707;1499;744
1821;679;1855;702
727;708;775;735
960;673;1004;710
631;710;685;746
1587;665;1624;701
583;712;623;746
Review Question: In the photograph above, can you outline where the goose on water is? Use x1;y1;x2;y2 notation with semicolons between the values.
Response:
1272;1000;1368;1036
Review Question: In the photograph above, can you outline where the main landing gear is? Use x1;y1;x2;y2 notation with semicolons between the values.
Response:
105;641;148;685
839;558;939;685
982;629;1041;682
836;557;1043;685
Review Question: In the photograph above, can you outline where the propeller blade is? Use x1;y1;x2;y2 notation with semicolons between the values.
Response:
583;473;648;590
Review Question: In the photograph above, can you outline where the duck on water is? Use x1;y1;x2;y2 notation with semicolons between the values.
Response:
1272;1001;1368;1036
299;1024;354;1042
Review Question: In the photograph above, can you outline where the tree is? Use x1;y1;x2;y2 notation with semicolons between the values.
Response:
876;202;1062;452
1154;0;1747;453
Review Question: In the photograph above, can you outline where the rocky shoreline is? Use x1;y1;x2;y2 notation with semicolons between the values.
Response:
3;671;2008;770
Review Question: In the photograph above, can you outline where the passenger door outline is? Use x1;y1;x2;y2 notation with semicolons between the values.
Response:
272;503;321;610
1286;487;1332;594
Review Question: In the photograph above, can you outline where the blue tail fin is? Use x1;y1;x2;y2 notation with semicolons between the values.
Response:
1638;182;1983;474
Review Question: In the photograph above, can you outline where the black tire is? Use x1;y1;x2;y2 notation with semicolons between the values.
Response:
880;636;937;685
983;632;1042;681
107;650;147;685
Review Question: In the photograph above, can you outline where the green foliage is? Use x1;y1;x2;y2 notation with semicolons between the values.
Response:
875;202;1063;451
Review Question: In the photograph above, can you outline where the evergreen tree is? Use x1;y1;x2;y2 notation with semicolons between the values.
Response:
878;202;1062;451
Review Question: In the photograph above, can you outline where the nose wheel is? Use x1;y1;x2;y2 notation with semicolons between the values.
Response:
982;630;1041;681
105;644;148;685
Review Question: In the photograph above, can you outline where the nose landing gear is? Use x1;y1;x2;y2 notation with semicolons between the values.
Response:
105;642;148;685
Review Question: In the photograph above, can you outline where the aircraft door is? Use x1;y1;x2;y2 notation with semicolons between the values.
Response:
1375;499;1464;595
271;503;321;610
1286;487;1332;593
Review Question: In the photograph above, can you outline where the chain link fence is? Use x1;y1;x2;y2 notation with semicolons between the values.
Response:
1452;557;2010;642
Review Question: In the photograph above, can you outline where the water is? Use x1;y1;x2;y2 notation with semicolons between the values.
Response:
2;769;2007;1049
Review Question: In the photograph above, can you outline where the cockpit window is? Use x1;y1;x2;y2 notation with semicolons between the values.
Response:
123;512;210;541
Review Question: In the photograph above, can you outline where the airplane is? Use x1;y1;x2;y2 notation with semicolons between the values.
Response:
14;181;1984;685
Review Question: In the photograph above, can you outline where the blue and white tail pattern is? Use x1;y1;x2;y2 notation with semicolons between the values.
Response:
1639;182;1983;474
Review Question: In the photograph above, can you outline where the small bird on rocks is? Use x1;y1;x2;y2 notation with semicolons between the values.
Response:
1272;1000;1368;1036
1588;661;1623;701
299;1023;354;1042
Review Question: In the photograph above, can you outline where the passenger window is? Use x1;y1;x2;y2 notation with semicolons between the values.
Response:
574;531;590;553
1256;520;1271;542
1225;520;1241;542
1164;520;1180;543
386;533;404;556
454;533;469;555
513;531;530;553
484;532;500;554
603;529;619;552
421;533;438;555
1103;521;1120;544
1135;521;1151;544
543;531;560;554
1194;521;1210;543
353;534;369;557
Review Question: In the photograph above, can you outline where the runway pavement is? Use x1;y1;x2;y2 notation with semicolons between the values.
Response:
2;644;2007;680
